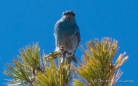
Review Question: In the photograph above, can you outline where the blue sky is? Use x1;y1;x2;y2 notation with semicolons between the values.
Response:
0;0;137;86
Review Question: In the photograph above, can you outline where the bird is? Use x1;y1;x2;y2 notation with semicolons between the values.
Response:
54;10;81;64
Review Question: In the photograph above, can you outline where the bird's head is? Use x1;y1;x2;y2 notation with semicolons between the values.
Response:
62;10;75;23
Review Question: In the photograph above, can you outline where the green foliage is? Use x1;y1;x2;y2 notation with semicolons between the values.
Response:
4;37;128;86
73;38;128;86
4;43;41;85
4;43;72;86
34;59;72;86
73;79;87;86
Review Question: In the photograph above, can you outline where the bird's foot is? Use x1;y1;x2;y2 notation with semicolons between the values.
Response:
60;46;72;56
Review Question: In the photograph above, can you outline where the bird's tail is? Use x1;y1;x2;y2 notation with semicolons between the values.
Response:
70;54;77;63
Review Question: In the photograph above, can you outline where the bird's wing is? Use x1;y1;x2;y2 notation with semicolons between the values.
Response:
76;25;81;43
70;24;81;43
54;20;62;36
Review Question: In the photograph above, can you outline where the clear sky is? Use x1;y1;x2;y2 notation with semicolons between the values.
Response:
0;0;137;86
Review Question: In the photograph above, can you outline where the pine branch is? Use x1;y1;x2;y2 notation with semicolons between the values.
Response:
4;37;128;86
74;37;128;86
4;43;42;85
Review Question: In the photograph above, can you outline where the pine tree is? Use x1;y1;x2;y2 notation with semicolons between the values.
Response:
4;37;128;86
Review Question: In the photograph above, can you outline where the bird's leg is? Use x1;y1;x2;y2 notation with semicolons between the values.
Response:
60;46;74;65
60;46;66;65
66;52;72;55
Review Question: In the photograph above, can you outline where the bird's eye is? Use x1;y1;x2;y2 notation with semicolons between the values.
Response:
63;13;67;15
62;12;66;16
72;13;75;16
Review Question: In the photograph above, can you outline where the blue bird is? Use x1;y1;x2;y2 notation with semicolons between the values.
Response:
54;11;81;63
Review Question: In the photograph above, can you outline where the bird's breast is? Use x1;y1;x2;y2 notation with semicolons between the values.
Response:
57;24;76;37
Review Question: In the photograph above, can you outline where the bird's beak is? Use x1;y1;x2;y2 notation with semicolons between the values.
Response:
66;15;72;21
